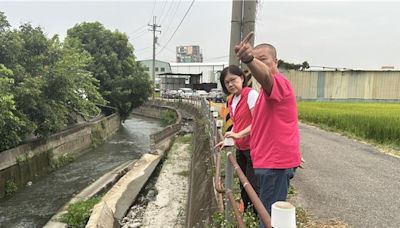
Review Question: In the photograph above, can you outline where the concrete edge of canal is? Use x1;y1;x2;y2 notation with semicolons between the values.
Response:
43;133;175;228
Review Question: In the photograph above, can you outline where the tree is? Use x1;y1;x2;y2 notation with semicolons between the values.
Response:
0;11;10;32
278;59;310;71
0;13;106;139
0;65;30;151
45;41;106;119
13;37;106;137
107;63;152;120
301;61;310;70
66;22;152;121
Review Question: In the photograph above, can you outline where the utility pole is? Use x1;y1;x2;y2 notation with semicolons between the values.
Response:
228;0;242;66
241;0;258;90
226;0;244;223
241;0;256;70
148;16;161;84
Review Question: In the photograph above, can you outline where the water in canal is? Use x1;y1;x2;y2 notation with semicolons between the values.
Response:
0;114;163;228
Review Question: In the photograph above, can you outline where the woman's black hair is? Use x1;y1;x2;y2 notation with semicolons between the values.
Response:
219;65;248;95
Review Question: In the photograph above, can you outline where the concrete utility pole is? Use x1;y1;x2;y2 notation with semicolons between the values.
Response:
241;0;257;70
228;0;242;66
148;16;161;83
226;2;242;219
229;0;256;67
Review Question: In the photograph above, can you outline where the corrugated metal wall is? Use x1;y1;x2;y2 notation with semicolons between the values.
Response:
282;70;400;100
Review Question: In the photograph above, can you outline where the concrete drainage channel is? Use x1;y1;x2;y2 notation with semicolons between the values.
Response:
44;135;174;228
44;100;216;228
44;103;184;228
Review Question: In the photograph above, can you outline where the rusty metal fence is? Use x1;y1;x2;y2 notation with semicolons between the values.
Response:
149;97;273;227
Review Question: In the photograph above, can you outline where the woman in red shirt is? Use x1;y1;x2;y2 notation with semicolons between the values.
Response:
216;65;259;212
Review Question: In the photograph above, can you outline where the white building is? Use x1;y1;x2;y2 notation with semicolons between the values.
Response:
169;62;228;84
138;59;172;85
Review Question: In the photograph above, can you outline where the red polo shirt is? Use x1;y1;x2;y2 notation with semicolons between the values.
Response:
250;72;301;169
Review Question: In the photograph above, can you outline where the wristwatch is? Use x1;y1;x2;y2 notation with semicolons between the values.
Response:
242;55;254;64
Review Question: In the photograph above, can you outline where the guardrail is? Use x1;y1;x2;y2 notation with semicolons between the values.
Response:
159;96;272;227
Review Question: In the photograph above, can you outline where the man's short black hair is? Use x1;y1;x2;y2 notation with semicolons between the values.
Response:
255;43;277;59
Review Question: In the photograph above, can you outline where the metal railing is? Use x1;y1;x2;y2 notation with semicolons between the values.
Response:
197;96;272;227
213;130;272;228
154;96;273;227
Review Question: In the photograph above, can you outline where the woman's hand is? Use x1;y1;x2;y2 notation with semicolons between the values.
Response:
214;141;225;151
224;131;240;139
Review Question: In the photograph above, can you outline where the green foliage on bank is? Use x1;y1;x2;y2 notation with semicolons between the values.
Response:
49;153;76;170
160;110;177;126
0;11;152;151
5;180;17;197
210;210;258;228
298;102;400;149
66;22;152;122
60;197;101;227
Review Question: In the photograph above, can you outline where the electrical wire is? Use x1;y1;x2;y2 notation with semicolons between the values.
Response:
157;0;195;55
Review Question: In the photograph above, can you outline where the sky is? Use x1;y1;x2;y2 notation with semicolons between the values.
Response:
0;0;399;70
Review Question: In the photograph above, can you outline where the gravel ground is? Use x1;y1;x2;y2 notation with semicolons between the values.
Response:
120;136;191;228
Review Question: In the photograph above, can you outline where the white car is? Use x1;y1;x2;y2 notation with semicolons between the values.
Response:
178;88;193;99
192;90;209;98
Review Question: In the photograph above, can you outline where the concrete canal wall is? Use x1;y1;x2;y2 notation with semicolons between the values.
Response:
0;114;121;198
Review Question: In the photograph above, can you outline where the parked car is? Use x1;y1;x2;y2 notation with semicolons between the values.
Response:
177;88;193;99
207;88;225;102
192;90;209;99
162;90;179;99
214;92;226;103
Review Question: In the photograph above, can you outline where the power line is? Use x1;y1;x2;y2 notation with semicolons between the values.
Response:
130;24;147;36
135;45;153;53
149;0;157;23
157;0;195;55
204;55;229;61
158;1;176;27
158;0;182;44
156;0;169;25
130;28;149;40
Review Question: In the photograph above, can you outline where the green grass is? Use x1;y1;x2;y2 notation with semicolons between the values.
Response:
175;134;193;144
60;197;101;227
298;102;400;150
160;110;177;126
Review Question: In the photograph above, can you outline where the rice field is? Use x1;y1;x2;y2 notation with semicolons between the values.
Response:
297;102;400;149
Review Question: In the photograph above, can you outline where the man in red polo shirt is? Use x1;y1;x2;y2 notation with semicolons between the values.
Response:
235;33;301;227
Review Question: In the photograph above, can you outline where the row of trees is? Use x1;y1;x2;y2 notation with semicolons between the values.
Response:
0;12;152;152
278;59;310;71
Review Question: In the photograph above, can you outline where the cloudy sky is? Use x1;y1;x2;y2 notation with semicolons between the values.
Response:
0;0;399;70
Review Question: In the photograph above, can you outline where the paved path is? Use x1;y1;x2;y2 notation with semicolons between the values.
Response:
292;123;400;228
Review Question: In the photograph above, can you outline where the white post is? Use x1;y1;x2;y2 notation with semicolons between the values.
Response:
271;201;296;228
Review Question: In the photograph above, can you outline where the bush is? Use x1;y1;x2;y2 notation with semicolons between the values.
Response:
60;197;101;227
160;110;177;126
5;180;18;197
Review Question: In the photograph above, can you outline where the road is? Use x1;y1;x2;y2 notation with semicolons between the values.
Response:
292;123;400;228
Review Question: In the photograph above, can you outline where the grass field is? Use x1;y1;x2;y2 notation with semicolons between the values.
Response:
297;102;400;151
